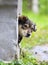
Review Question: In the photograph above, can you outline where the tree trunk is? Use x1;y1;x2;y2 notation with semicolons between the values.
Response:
32;0;39;13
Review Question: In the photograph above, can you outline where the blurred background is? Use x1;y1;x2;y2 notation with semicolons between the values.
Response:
21;0;48;48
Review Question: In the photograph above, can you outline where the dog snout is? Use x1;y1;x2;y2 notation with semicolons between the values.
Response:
27;33;30;37
26;33;30;37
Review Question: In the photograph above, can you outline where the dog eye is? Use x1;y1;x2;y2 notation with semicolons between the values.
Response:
22;24;29;29
24;24;29;28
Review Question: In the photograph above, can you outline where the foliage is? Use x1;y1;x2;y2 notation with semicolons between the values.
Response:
39;0;48;14
22;12;48;48
23;0;48;14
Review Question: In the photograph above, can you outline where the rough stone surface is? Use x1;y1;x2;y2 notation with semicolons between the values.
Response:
29;44;48;62
0;0;18;62
0;0;17;5
0;18;17;62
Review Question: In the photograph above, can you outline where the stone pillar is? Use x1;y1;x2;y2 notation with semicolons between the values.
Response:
0;0;19;63
17;0;22;16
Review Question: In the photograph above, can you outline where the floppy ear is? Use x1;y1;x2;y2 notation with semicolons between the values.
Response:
18;16;27;24
22;16;27;21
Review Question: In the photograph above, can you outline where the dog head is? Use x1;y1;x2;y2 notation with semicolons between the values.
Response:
18;16;37;37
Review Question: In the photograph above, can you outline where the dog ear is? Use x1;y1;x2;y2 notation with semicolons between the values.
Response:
18;16;27;24
22;16;27;21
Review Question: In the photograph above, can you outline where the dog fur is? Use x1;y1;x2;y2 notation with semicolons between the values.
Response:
18;16;37;44
15;15;37;58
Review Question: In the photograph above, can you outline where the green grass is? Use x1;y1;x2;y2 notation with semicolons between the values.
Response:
21;0;48;48
21;12;48;48
19;12;48;65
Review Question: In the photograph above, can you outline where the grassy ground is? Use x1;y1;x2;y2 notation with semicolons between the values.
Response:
21;0;48;49
19;12;48;65
21;12;48;49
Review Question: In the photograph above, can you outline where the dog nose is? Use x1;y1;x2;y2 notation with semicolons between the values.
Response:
26;33;30;37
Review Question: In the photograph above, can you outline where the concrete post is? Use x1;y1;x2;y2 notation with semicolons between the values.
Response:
0;0;20;63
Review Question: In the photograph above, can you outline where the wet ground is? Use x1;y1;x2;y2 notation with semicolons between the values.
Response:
29;44;48;62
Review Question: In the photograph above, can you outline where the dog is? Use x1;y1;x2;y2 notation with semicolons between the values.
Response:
15;16;37;59
18;16;37;44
